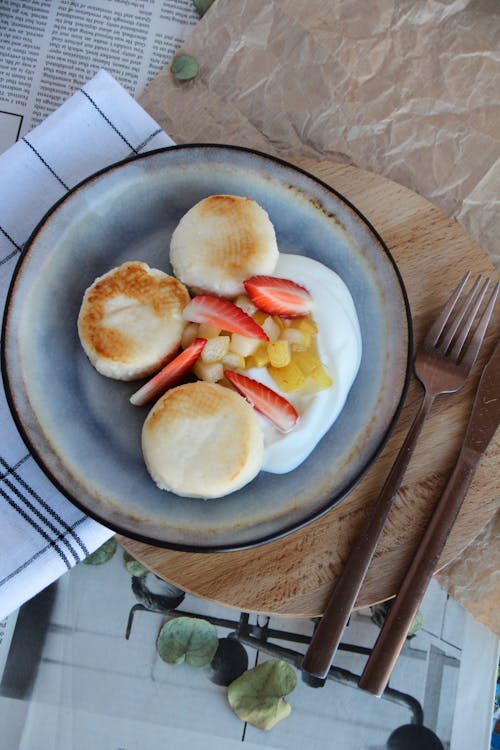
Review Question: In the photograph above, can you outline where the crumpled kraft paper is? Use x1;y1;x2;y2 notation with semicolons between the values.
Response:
138;0;500;631
140;0;500;269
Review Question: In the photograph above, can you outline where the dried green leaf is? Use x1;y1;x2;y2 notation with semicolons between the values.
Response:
228;660;297;730
122;550;149;577
83;538;117;565
171;54;199;82
193;0;215;16
157;617;218;667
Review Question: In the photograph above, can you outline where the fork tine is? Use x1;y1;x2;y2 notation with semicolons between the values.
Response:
456;281;499;370
439;275;484;352
426;272;470;345
442;276;488;353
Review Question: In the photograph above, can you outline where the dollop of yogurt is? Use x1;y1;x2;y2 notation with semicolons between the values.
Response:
247;254;362;473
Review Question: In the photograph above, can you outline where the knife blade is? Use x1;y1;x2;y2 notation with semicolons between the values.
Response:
358;338;500;696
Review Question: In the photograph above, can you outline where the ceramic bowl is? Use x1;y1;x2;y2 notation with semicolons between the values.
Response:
2;145;411;550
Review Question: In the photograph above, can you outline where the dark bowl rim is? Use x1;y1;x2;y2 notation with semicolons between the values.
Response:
1;142;414;553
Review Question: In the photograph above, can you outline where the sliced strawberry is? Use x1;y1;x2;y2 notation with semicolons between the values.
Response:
130;338;207;406
244;276;313;317
224;370;299;433
183;295;268;340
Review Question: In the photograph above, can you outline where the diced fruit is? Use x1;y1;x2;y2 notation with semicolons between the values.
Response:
267;340;291;368
184;295;268;340
281;327;310;351
292;348;322;375
252;309;268;326
181;322;199;349
235;294;257;316
268;361;306;392
198;322;221;339
296;316;318;334
193;359;224;383
309;364;333;390
244;276;313;317
224;370;299;433
262;315;281;343
222;351;245;369
130;338;207;406
201;336;230;363
246;344;269;369
230;333;262;357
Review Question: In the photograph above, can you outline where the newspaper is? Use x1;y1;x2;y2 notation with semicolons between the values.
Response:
0;0;200;154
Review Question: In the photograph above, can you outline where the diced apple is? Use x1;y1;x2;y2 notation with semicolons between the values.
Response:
281;327;310;351
222;351;245;369
262;315;281;343
198;322;222;339
193;359;224;383
230;333;262;357
235;294;258;316
200;335;230;363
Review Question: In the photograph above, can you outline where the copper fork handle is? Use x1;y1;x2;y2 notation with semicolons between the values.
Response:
358;452;476;696
301;388;434;680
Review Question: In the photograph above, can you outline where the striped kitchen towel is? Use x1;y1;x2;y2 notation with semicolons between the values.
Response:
0;70;174;620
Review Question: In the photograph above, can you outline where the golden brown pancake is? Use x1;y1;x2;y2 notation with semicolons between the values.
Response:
78;261;189;380
142;381;264;498
170;195;279;297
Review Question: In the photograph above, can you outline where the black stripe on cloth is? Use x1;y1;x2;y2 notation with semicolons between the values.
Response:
0;516;88;588
0;487;71;570
135;128;162;153
1;476;82;565
0;457;89;557
0;225;22;253
80;88;138;153
22;138;70;191
0;455;30;479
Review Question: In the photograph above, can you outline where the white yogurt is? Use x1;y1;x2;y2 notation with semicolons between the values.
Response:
246;254;362;473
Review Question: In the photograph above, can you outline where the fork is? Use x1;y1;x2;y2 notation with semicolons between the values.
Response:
301;272;499;683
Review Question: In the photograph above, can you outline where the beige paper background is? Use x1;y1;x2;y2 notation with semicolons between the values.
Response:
139;0;499;631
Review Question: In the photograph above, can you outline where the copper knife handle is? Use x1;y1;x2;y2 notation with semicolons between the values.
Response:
301;390;434;680
358;448;477;696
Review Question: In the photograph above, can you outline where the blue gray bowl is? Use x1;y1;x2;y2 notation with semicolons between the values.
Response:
2;145;411;550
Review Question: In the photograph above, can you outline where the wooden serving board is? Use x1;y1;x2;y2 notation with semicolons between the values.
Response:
119;160;499;618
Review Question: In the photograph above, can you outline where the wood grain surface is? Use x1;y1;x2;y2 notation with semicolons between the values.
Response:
119;160;499;618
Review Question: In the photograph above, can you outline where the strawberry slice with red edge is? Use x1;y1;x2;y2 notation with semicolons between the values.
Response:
244;275;313;317
183;295;268;340
130;338;207;406
224;370;299;433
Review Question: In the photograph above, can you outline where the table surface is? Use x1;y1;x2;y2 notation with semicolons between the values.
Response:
119;158;499;618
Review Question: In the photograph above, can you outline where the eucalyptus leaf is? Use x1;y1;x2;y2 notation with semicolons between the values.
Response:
228;659;297;730
157;617;218;667
83;538;117;565
123;550;149;578
193;0;215;16
171;54;199;82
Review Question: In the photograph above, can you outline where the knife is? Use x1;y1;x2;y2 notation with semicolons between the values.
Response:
358;339;500;697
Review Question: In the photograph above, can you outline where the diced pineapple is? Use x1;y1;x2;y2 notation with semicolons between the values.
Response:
262;315;281;343
291;348;322;375
222;351;245;369
181;322;199;349
309;364;333;390
235;294;258;316
198;322;221;339
296;316;318;334
193;359;224;383
268;361;306;392
230;333;262;357
281;327;310;351
246;344;269;369
267;340;291;368
201;335;230;363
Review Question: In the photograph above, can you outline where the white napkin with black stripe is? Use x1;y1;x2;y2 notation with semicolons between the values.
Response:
0;70;174;620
